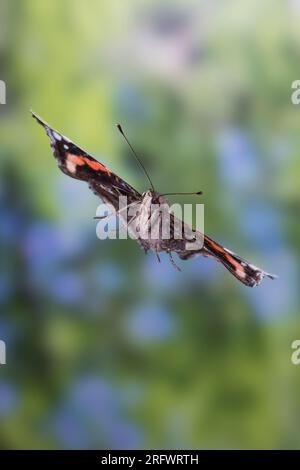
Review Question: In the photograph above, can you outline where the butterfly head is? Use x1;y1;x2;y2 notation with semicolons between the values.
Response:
142;189;168;205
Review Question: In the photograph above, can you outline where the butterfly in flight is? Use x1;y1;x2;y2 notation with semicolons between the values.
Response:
31;110;276;287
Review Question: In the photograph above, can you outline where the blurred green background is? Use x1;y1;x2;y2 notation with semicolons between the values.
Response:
0;0;300;450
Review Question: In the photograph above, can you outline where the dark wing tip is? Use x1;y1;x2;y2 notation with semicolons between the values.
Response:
251;270;277;287
266;272;278;281
30;109;49;128
30;110;66;150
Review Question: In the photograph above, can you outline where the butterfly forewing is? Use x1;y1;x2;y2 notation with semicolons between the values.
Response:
31;111;141;207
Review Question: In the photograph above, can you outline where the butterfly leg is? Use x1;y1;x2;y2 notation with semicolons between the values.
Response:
156;252;161;263
168;251;181;272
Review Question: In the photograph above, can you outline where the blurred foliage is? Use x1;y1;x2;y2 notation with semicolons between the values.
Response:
0;0;300;449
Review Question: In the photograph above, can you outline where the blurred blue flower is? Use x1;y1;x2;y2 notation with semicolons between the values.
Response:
52;377;143;449
56;179;96;230
183;253;220;284
23;223;67;274
0;210;22;244
240;203;283;252
217;128;258;191
0;382;18;418
23;222;85;269
54;412;89;449
47;271;85;306
143;252;181;292
22;222;89;303
246;250;297;320
127;301;175;341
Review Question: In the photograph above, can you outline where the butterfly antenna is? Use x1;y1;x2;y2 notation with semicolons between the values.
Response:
117;124;155;192
161;191;202;197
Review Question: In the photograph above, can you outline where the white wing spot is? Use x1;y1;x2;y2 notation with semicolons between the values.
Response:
248;263;259;271
53;131;62;141
66;160;77;174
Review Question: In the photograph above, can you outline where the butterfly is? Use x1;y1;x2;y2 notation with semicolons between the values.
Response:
31;110;276;287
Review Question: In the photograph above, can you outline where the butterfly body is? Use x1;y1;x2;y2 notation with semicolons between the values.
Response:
31;111;276;287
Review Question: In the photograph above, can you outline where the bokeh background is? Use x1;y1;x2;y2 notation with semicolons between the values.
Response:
0;0;300;449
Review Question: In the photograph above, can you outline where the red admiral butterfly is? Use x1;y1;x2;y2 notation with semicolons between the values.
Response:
31;110;276;287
